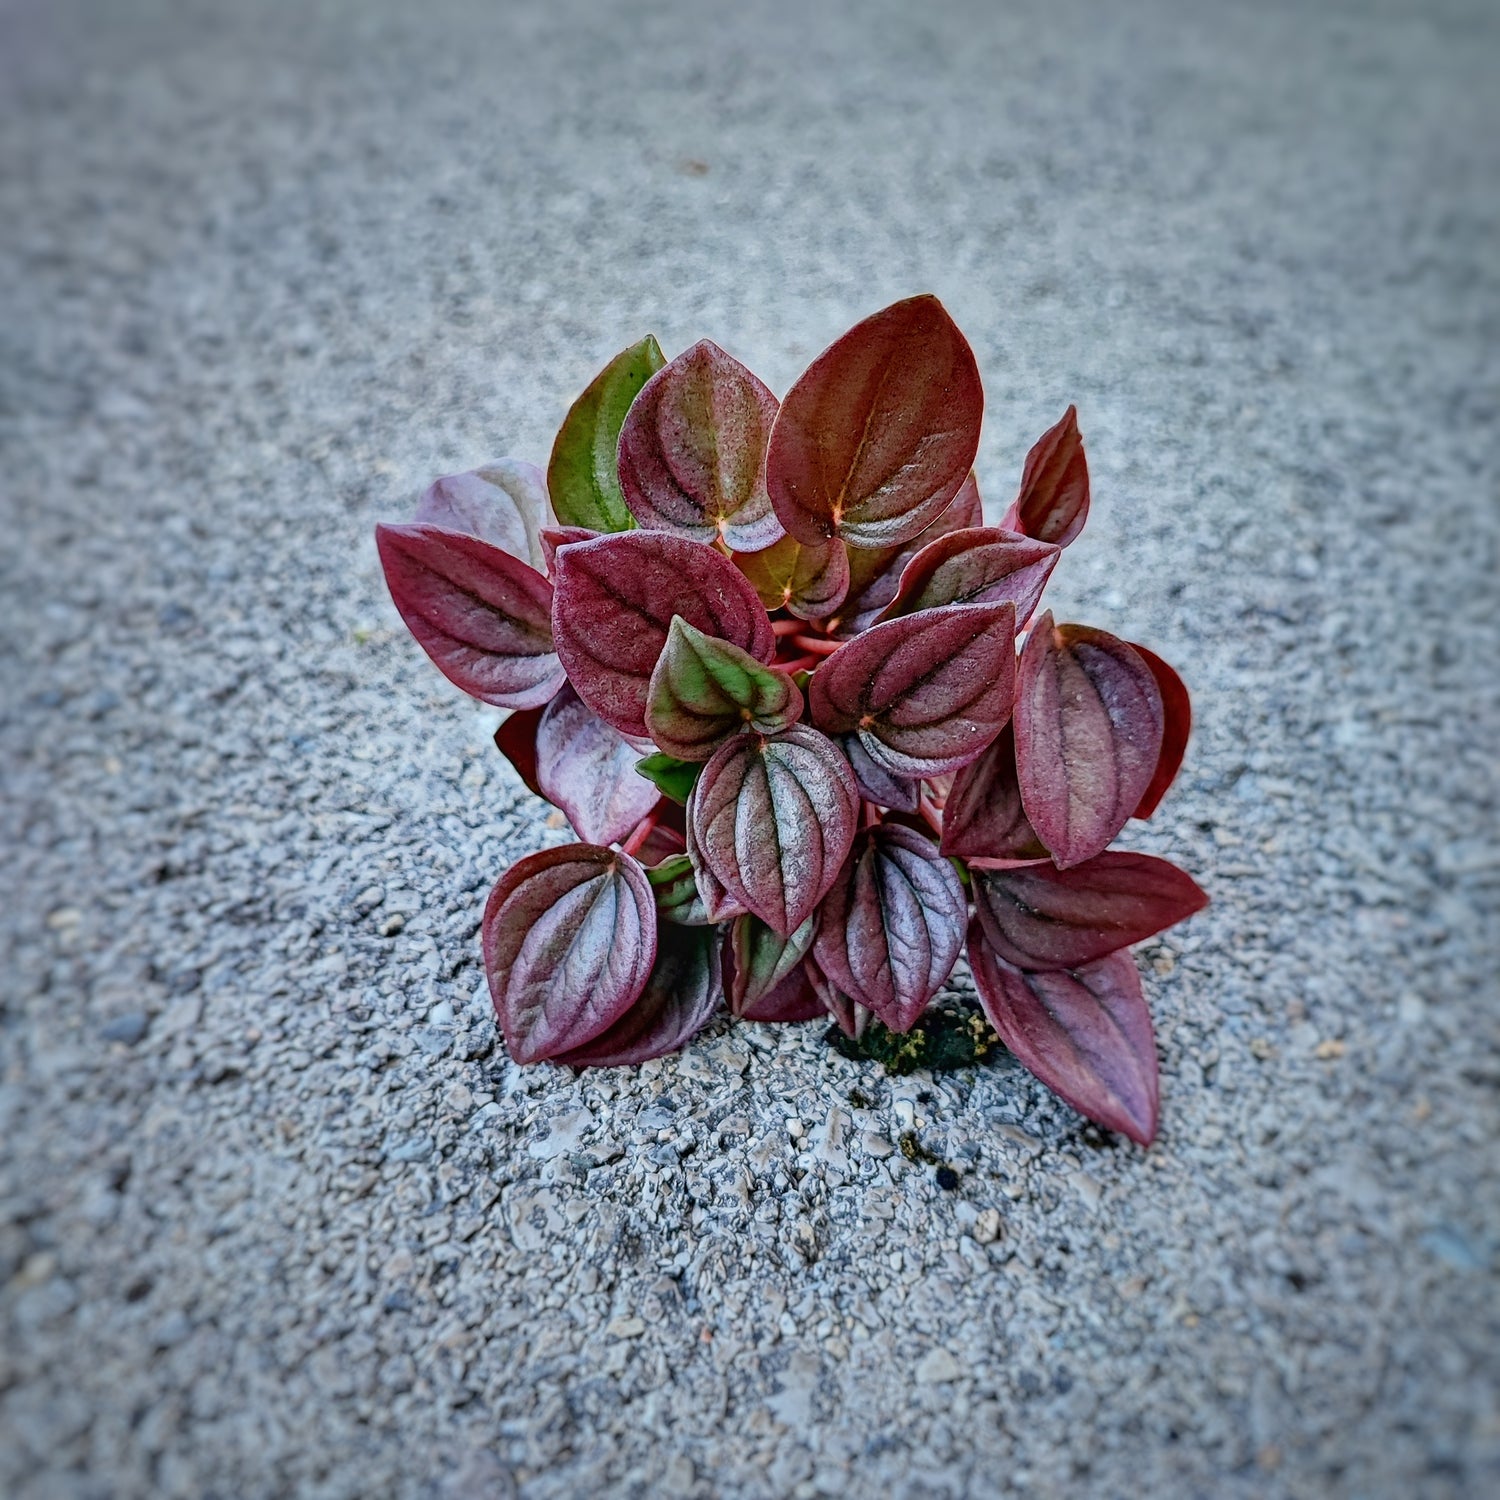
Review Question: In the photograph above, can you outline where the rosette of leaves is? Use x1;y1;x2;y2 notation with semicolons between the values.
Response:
376;297;1208;1145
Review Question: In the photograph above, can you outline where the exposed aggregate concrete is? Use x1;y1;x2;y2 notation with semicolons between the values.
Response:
2;1;1497;1496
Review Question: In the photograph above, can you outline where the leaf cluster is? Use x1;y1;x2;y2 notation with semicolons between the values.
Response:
376;297;1207;1144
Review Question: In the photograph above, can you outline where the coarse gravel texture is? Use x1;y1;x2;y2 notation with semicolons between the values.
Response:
3;1;1498;1496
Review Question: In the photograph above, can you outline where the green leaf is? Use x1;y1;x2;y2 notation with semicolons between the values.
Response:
635;751;703;804
547;336;666;532
646;852;712;925
645;617;803;762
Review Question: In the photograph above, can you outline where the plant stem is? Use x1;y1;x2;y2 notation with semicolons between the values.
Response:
791;634;841;656
620;809;660;858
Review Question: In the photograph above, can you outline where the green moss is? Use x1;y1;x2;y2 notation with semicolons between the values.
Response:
825;996;1002;1075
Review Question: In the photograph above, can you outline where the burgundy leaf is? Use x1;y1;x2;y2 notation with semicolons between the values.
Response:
535;684;660;845
1013;613;1164;868
684;800;750;923
645;617;803;762
552;922;723;1067
735;532;850;621
376;523;564;709
833;470;985;636
727;912;817;1016
482;845;657;1064
809;602;1017;778
1001;406;1090;547
969;931;1158;1144
634;822;687;868
939;722;1048;862
806;954;868;1039
551;531;775;736
972;852;1209;971
540;525;597;574
414;460;550;571
838;733;920;811
814;824;966;1033
880;526;1059;626
766;296;984;549
492;702;549;800
618;340;782;552
1127;643;1192;819
689;724;859;936
736;961;828;1024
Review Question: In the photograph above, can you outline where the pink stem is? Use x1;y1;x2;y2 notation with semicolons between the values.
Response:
791;634;841;657
620;808;660;858
918;794;944;837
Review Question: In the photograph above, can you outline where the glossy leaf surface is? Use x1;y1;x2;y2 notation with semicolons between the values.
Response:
689;724;858;936
535;684;659;845
684;801;750;923
972;852;1208;971
880;526;1059;626
736;963;828;1024
552;922;722;1067
735;532;850;621
635;752;703;805
647;852;711;925
483;845;657;1064
1128;642;1192;819
809;602;1017;777
376;523;563;709
766;296;983;549
618;340;781;551
551;531;775;736
727;912;817;1016
1014;614;1164;868
814;825;966;1033
839;733;920;811
646;617;802;761
415;460;549;572
1004;406;1090;547
547;336;665;532
492;702;549;800
969;933;1159;1143
939;722;1048;863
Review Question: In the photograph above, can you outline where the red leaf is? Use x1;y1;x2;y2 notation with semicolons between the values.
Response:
689;724;859;936
972;852;1208;971
806;953;868;1039
540;525;597;574
376;523;563;709
1127;643;1192;819
736;963;828;1024
492;702;549;800
1003;406;1090;547
969;930;1159;1144
1013;613;1163;868
414;460;550;572
535;684;660;845
939;722;1048;862
551;531;774;736
809;602;1017;778
734;532;850;621
879;526;1059;626
684;802;750;923
834;470;984;636
814;825;966;1033
766;296;983;549
838;733;920;811
483;845;657;1064
618;340;782;552
552;922;723;1066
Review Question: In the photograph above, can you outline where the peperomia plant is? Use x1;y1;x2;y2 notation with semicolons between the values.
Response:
376;296;1207;1144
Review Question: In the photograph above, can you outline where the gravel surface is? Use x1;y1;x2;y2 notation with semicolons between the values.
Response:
3;1;1497;1496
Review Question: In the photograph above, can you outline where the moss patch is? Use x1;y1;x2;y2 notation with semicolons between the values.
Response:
825;996;1002;1075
